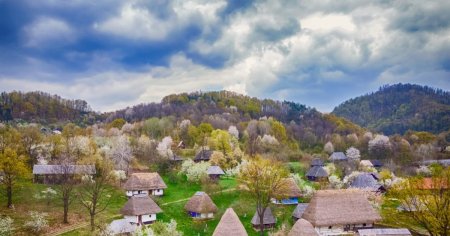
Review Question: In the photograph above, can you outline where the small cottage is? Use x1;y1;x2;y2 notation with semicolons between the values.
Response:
32;164;96;184
358;228;412;236
292;203;309;221
329;152;348;162
350;173;386;193
207;165;225;180
306;166;329;182
120;195;162;225
185;191;218;219
288;219;319;236
371;159;383;168
213;208;248;236
194;149;213;162
251;207;276;230
272;178;302;205
169;154;183;163
302;189;381;235
123;172;167;197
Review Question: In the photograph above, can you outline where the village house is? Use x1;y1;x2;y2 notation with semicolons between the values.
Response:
120;195;162;225
32;164;96;184
302;189;381;235
292;203;309;221
272;178;302;204
358;228;412;236
185;191;218;219
123;172;167;197
371;159;383;168
288;219;319;236
207;165;225;181
306;166;329;182
360;160;374;169
194;149;213;162
213;208;248;236
329;152;348;162
349;173;386;193
251;207;276;230
311;158;325;167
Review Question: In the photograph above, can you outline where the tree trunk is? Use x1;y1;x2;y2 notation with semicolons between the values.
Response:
63;198;69;223
90;214;95;231
259;207;265;236
6;184;12;208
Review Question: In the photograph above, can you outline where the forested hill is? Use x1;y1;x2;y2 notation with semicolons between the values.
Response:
106;90;364;147
0;91;96;125
332;84;450;135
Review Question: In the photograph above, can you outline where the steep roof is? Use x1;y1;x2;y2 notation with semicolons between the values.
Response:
207;166;225;175
123;172;167;191
213;208;247;236
251;207;276;225
371;159;383;167
283;178;302;197
170;155;183;162
184;191;218;213
329;152;347;161
360;160;374;167
311;158;324;167
306;166;329;178
350;173;383;191
194;149;213;161
32;165;96;175
358;228;412;235
292;203;309;219
120;196;162;216
288;219;318;236
302;189;381;226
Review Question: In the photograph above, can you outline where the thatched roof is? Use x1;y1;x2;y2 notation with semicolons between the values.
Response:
288;219;318;236
329;152;347;161
213;208;247;236
311;158;324;167
170;155;183;162
302;189;381;226
421;159;450;167
306;166;329;178
207;166;225;175
123;172;167;191
358;228;412;235
251;207;276;225
120;196;162;216
360;160;374;167
292;203;309;219
194;149;213;161
184;191;218;213
350;173;383;191
371;159;383;167
32;164;96;175
282;178;302;197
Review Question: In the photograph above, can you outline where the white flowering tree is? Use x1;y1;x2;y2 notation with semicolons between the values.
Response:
324;141;334;154
108;135;132;172
328;175;344;189
346;147;361;162
368;134;391;160
228;126;239;139
180;159;210;183
157;136;173;159
0;216;14;236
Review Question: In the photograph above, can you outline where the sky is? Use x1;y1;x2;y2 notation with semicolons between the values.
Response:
0;0;449;112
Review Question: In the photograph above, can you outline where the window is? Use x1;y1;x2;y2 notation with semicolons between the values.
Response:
363;223;366;227
328;226;332;229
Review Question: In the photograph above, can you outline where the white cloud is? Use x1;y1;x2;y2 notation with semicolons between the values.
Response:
24;17;76;48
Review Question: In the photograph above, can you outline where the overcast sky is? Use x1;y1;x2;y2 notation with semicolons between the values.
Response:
0;0;449;112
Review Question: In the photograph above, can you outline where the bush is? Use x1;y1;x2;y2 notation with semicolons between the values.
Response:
24;211;48;235
0;216;14;236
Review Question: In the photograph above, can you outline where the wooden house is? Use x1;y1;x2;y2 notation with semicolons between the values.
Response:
292;203;309;221
302;190;381;235
311;158;324;167
272;178;302;205
329;152;348;162
306;166;329;182
32;164;95;184
213;208;247;236
207;165;225;180
120;195;162;225
251;207;276;230
358;228;412;236
184;191;218;219
288;219;319;236
123;173;167;197
349;173;386;193
194;149;213;162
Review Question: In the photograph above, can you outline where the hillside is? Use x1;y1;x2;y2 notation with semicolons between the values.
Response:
332;84;450;135
0;91;97;125
106;90;364;148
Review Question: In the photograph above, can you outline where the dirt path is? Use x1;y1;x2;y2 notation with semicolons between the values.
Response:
46;188;237;236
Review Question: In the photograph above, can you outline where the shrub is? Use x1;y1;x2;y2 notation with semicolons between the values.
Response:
24;211;48;235
0;216;14;236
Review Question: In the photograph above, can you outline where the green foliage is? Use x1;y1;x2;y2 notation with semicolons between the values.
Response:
333;83;450;134
108;118;126;129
